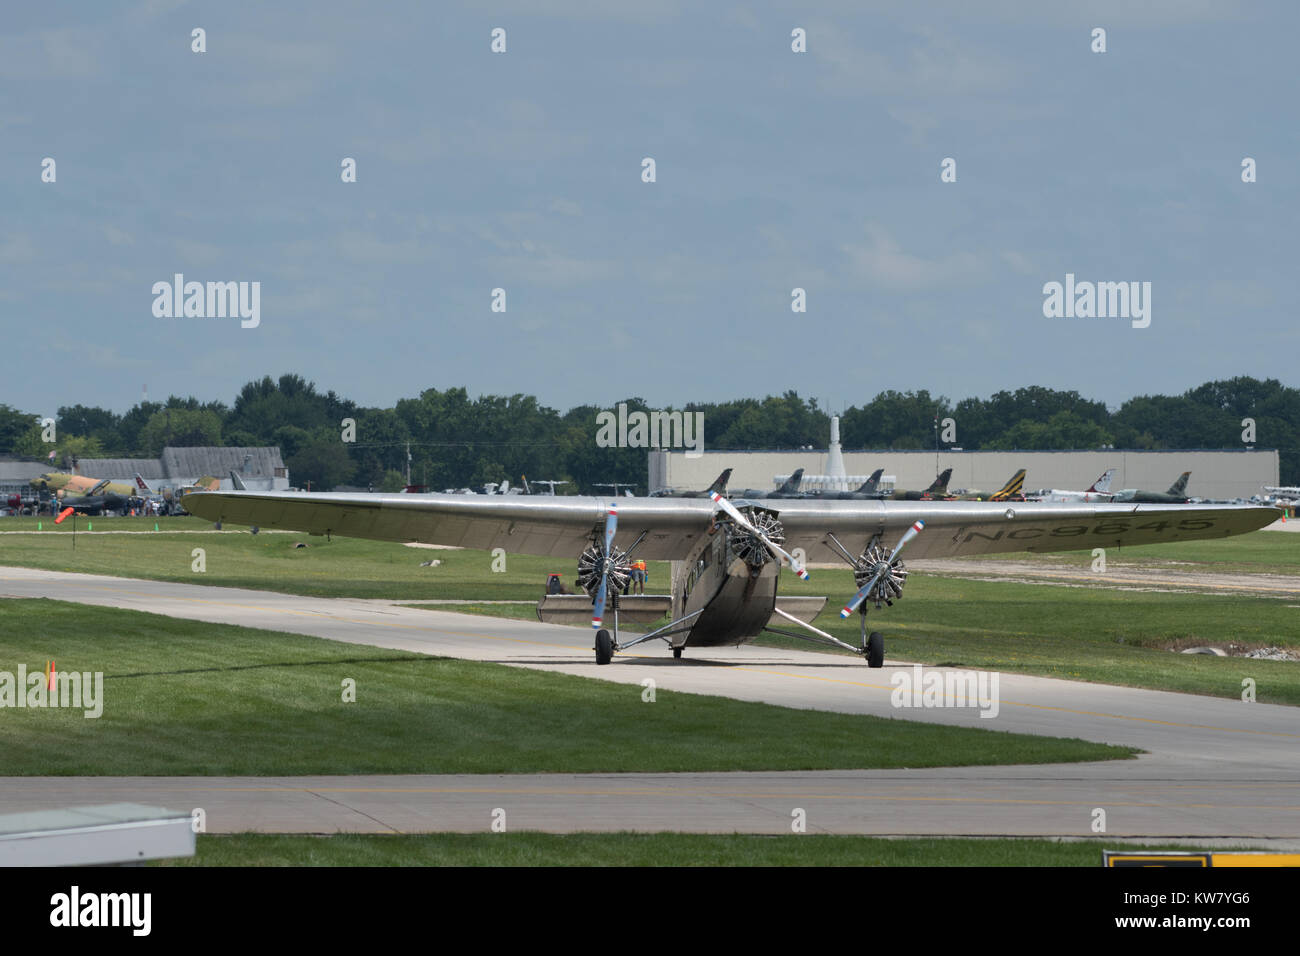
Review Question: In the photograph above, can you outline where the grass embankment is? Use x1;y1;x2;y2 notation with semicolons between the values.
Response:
159;833;1232;867
0;599;1130;774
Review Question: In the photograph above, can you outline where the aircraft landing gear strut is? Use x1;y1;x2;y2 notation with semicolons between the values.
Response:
592;610;705;665
762;605;886;667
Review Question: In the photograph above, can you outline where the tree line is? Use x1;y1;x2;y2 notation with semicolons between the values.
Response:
1;374;1294;491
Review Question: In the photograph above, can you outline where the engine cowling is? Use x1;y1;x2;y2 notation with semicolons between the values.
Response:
853;542;909;607
725;507;786;568
577;544;631;598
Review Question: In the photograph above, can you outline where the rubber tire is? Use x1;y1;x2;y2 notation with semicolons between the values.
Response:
595;629;614;665
866;631;884;669
673;647;683;659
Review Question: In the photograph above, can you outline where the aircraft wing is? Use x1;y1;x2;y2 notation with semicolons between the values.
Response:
181;491;714;559
771;499;1278;561
181;491;1278;563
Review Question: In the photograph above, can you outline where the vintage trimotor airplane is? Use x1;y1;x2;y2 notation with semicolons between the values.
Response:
180;489;1278;669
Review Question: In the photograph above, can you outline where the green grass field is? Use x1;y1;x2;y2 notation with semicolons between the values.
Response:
0;598;1130;775
158;832;1238;867
957;530;1300;573
0;515;667;600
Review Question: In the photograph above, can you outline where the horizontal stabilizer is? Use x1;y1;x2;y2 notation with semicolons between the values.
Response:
537;594;671;625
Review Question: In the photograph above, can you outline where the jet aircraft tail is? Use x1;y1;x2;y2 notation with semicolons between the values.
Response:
775;468;804;495
1087;468;1116;493
925;468;953;495
990;468;1027;501
856;468;884;495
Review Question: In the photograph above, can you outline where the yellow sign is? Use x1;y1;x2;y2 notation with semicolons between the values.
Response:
1104;850;1300;867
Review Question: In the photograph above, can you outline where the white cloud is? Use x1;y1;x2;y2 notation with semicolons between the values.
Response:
102;225;134;246
548;198;582;216
842;223;984;289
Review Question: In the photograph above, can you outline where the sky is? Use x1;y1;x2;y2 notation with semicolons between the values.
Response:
2;0;1296;416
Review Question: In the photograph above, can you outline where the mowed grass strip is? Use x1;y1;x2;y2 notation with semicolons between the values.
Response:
946;530;1300;574
0;515;653;601
951;530;1300;574
160;832;1220;867
0;598;1131;775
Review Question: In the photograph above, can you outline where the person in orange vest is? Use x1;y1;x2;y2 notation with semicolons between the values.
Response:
631;559;648;595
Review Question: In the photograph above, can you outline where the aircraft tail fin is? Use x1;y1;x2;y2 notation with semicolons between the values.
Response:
133;473;155;493
776;468;804;495
707;469;732;495
925;468;952;495
229;470;247;491
991;468;1027;500
856;468;884;495
1168;471;1191;496
1087;468;1115;493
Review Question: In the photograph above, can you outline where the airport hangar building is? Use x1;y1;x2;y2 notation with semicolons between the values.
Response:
649;448;1279;500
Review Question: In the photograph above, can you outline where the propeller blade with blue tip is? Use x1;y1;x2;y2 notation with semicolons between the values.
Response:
840;520;924;618
592;504;618;628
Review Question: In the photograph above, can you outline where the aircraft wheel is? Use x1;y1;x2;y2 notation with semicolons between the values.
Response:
595;629;614;665
866;631;884;669
673;647;683;659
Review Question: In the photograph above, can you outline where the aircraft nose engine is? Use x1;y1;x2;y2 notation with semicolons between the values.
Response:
728;509;786;568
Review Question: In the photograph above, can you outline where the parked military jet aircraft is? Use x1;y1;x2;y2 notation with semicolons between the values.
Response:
182;487;1277;669
1263;485;1300;498
815;469;947;501
1111;471;1191;504
810;468;885;500
887;468;951;501
55;481;133;516
733;468;806;499
32;472;134;497
1027;468;1115;503
649;469;732;499
949;468;1026;501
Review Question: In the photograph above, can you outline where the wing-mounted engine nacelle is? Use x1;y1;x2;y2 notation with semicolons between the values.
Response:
853;541;909;608
577;542;631;598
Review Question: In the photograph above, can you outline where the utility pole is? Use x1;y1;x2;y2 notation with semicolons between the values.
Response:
934;414;939;477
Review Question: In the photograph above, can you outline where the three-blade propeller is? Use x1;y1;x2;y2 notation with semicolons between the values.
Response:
591;504;619;628
710;492;809;580
840;520;924;618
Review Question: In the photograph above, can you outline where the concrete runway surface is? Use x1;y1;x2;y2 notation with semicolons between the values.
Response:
1;566;1297;843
